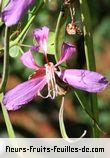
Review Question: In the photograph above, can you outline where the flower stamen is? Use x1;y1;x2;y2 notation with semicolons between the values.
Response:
37;91;50;98
45;62;58;99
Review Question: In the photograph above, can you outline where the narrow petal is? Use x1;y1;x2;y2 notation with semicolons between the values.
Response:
20;50;40;69
1;0;35;26
58;69;108;92
3;77;47;110
33;26;49;54
56;42;76;66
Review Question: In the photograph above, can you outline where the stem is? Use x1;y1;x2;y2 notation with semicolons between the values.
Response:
79;0;99;137
0;27;15;138
55;10;64;61
59;96;86;142
18;43;32;48
59;97;68;139
55;5;66;62
0;27;9;92
0;93;15;138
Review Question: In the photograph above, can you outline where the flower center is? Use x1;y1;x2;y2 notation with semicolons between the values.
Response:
45;62;58;99
38;62;67;99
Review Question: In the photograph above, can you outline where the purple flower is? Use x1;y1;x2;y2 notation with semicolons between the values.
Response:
33;26;49;55
3;26;108;110
1;0;35;26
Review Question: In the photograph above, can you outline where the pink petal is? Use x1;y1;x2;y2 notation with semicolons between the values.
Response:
56;42;76;66
3;77;47;110
1;0;35;26
20;50;40;69
33;26;49;54
58;69;108;92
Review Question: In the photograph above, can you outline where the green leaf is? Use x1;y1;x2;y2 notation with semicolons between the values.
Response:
47;32;55;55
79;0;99;137
9;45;20;57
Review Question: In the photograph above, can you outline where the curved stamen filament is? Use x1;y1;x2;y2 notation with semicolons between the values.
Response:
49;68;58;99
38;91;50;98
